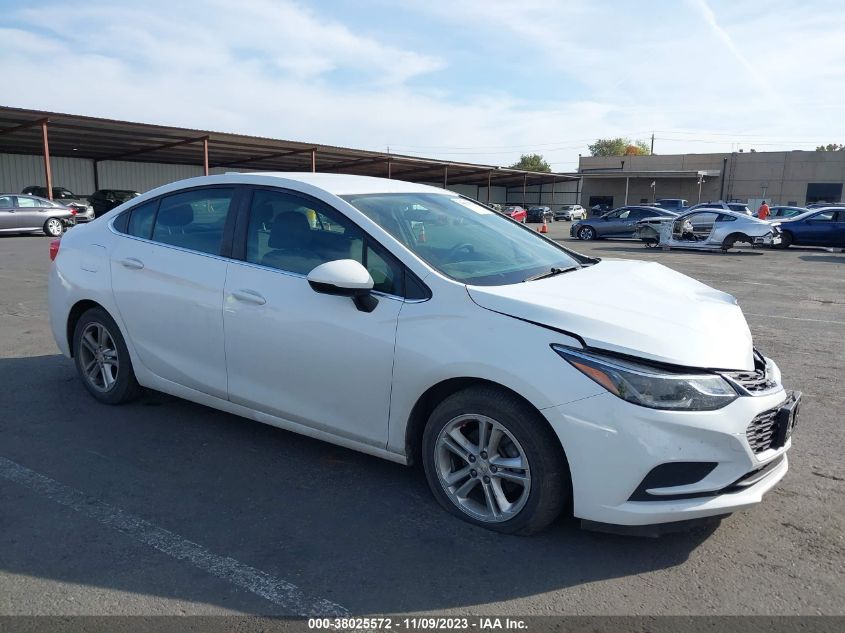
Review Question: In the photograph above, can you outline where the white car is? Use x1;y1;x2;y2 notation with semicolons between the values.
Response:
48;173;799;535
555;204;587;221
636;209;781;252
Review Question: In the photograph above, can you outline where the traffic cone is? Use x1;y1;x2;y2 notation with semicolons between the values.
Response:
539;219;549;234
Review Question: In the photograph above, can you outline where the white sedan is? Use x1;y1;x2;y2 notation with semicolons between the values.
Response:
48;173;798;534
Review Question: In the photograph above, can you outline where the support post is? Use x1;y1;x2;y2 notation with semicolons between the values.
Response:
93;160;100;191
443;166;448;189
203;138;209;176
41;120;53;200
522;174;527;208
719;157;728;201
624;177;630;205
311;149;316;173
387;158;392;179
486;171;491;203
551;178;556;208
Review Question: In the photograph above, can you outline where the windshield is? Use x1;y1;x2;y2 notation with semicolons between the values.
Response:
343;193;582;286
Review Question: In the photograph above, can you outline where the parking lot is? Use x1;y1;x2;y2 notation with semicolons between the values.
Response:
0;226;843;616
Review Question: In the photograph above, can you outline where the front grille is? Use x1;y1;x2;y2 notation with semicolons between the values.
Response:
725;368;777;393
723;349;778;394
746;407;780;453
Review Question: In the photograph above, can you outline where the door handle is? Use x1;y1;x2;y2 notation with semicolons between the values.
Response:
120;257;144;270
232;289;267;305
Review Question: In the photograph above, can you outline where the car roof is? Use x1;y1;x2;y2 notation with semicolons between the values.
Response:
230;172;449;196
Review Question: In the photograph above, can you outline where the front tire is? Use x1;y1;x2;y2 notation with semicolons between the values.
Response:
578;225;596;240
72;307;141;404
44;218;63;237
422;387;569;535
776;231;793;249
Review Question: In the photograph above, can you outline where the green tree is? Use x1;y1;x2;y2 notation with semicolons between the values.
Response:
589;137;651;156
815;143;843;151
509;153;551;172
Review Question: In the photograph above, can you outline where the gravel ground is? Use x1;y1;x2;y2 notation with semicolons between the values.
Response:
0;227;842;616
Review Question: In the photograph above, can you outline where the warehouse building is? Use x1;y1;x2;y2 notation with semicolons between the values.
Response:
579;150;845;211
0;106;579;211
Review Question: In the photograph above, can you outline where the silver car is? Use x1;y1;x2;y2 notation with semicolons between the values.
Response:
0;194;76;237
635;209;780;252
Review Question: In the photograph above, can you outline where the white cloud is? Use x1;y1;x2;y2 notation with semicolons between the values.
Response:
1;0;844;170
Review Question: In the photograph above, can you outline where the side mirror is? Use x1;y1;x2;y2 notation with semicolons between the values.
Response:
307;259;378;313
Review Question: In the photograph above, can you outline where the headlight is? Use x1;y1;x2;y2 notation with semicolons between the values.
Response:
552;346;738;411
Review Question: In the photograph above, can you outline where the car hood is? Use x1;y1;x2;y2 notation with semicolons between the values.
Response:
467;259;754;371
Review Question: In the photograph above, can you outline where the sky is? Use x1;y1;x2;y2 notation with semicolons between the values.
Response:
1;0;844;171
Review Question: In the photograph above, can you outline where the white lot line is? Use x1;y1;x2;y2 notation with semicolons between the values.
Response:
744;313;845;326
0;456;348;616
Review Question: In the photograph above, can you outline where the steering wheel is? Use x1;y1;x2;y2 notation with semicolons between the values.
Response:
446;242;475;259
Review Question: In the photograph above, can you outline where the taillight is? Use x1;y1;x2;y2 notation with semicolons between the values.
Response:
49;239;60;261
70;209;78;215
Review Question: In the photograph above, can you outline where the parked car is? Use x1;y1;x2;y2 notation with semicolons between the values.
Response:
502;205;527;223
775;207;845;249
635;209;781;251
526;206;554;223
21;186;95;222
654;198;689;211
806;202;845;209
687;201;752;216
590;203;612;215
0;193;75;236
570;206;676;240
554;204;587;221
767;206;806;219
89;189;140;217
49;173;798;535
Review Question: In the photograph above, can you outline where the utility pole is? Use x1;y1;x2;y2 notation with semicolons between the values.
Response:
650;133;654;155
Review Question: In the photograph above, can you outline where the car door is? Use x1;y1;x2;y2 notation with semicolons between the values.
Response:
12;196;45;229
0;195;17;230
109;186;240;399
796;210;836;245
222;186;404;448
600;208;633;236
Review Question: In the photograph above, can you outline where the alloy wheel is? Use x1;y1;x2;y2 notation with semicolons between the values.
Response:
433;414;531;523
46;218;63;237
579;226;595;240
78;322;120;392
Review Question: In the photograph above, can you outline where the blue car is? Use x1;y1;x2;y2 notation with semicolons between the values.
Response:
776;207;845;248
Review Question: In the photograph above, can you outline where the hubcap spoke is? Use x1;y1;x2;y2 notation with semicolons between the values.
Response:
494;469;529;484
454;476;480;498
489;455;526;471
80;323;119;392
481;481;500;518
442;436;472;463
490;478;515;515
447;427;477;458
444;465;472;486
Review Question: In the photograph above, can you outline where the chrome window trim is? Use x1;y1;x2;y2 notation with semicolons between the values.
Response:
108;219;413;302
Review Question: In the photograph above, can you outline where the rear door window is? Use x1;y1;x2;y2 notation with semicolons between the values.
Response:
151;188;234;255
125;201;158;238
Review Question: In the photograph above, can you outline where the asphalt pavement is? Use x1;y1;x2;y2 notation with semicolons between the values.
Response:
0;226;843;616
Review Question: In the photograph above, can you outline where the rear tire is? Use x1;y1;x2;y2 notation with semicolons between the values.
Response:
422;386;569;535
72;307;141;404
44;218;63;237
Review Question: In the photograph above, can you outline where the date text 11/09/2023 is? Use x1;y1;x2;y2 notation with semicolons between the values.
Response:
307;617;528;630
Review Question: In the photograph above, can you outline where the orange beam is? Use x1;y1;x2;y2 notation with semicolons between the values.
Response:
41;121;53;200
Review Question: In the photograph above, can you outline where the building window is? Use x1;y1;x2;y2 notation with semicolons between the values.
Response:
806;183;843;205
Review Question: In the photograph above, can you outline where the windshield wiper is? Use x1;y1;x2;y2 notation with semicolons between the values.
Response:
522;266;579;282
